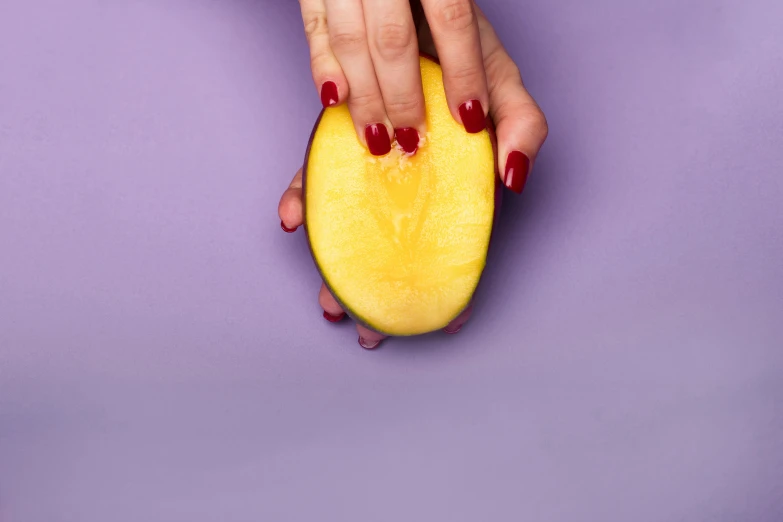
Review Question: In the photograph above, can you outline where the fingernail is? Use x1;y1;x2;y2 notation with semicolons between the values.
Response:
443;324;463;334
320;81;338;108
458;99;486;133
358;336;383;350
504;151;531;194
365;124;391;156
281;220;297;233
395;127;420;154
323;310;345;323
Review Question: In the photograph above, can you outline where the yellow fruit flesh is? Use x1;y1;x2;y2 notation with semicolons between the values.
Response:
305;57;495;336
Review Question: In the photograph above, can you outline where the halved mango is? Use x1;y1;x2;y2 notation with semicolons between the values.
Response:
303;56;498;336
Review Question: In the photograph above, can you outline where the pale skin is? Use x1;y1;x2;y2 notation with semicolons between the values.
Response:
281;2;549;348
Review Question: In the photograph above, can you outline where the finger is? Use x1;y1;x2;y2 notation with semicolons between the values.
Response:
319;283;346;322
476;5;548;194
356;323;387;350
363;0;426;154
299;0;349;108
420;0;489;134
326;0;393;156
278;168;304;232
443;304;473;334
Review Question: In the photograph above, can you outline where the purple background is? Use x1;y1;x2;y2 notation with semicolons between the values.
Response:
1;0;782;520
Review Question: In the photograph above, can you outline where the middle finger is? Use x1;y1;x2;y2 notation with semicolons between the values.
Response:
326;0;393;156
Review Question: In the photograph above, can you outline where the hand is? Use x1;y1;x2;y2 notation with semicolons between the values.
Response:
280;5;548;348
298;0;490;155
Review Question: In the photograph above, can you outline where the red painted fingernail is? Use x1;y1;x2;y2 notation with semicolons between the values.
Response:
320;81;338;108
395;127;420;154
323;311;345;322
443;324;463;334
281;220;297;233
458;99;486;134
365;123;391;156
358;337;382;350
504;151;531;194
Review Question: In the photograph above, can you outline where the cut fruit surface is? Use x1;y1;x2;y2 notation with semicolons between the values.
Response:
304;56;496;336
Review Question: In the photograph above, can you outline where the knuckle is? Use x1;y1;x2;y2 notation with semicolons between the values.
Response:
432;0;475;32
374;20;415;61
330;24;367;53
485;51;520;98
493;93;548;145
447;63;484;88
520;105;549;141
303;12;327;40
384;96;422;119
309;47;331;73
348;90;380;113
534;109;549;141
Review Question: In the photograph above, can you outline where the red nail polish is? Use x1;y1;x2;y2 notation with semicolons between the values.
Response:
365;124;391;156
458;99;486;134
358;337;382;350
504;151;531;194
395;127;420;154
281;220;297;233
323;310;345;322
443;324;463;334
320;81;338;108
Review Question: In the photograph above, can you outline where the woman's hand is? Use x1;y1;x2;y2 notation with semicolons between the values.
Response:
298;0;490;155
281;4;548;348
